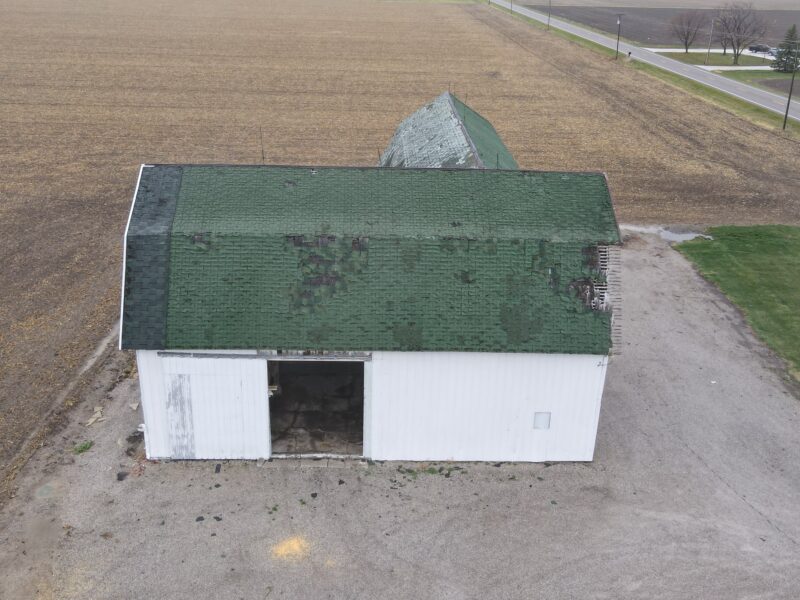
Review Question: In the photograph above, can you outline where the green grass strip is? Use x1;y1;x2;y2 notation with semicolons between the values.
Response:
677;226;800;380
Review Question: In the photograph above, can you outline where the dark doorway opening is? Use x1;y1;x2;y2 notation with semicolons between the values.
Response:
268;361;364;455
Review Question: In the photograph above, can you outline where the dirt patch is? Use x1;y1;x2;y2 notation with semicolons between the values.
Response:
1;0;800;490
0;340;133;504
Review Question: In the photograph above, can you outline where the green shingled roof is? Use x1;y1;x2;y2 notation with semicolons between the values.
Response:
450;95;518;170
121;165;620;353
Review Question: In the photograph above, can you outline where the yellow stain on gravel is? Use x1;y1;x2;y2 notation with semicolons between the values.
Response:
271;535;310;560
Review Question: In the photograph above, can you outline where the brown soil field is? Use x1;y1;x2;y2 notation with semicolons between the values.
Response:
527;5;800;46
1;0;799;496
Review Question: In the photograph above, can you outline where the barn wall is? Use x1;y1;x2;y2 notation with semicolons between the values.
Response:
367;352;608;462
136;350;270;460
137;350;169;458
137;350;608;462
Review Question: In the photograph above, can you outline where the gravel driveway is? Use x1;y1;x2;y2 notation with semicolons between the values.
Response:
1;232;798;599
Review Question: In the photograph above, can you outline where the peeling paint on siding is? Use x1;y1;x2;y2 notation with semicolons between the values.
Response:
166;373;195;458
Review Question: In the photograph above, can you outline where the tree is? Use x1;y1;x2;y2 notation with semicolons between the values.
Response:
772;24;799;73
671;11;707;53
717;3;767;65
714;17;731;55
720;34;730;55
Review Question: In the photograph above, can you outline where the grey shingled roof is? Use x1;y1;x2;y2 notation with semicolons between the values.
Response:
379;92;518;170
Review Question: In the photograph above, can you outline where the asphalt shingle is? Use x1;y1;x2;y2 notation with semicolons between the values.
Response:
379;92;518;170
121;165;619;353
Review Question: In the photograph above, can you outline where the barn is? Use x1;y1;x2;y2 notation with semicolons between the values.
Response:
379;91;519;170
120;163;620;462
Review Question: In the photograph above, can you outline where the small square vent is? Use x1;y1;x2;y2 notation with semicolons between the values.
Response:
534;412;551;430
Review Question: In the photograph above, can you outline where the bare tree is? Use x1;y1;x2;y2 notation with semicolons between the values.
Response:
717;29;730;55
712;11;731;55
717;3;767;65
671;11;707;53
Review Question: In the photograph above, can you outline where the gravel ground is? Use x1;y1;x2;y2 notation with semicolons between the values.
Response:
1;232;799;599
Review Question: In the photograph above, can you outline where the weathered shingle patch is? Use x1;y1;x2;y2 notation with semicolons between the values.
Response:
379;92;518;170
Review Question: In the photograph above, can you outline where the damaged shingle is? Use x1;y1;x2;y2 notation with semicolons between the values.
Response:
379;92;518;170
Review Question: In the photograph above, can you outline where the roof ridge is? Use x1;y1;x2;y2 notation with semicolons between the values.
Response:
443;91;485;169
142;163;607;176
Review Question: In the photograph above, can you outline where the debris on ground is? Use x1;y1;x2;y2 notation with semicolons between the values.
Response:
125;430;145;458
86;406;105;426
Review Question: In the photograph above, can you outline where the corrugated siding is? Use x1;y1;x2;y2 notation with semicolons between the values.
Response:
137;350;170;458
367;352;607;462
138;350;607;462
137;351;270;459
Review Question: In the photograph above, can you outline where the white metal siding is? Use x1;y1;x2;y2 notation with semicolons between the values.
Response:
136;351;270;459
137;350;607;462
137;350;170;458
367;352;608;462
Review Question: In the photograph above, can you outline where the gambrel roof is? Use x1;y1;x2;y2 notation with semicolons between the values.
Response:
120;165;619;352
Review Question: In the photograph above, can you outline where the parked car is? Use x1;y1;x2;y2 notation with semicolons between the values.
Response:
748;44;771;53
768;48;779;57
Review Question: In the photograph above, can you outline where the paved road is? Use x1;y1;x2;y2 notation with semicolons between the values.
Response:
494;0;799;122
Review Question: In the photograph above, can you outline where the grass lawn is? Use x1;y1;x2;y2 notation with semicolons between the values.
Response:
677;226;800;379
661;52;770;66
718;69;796;92
720;70;794;82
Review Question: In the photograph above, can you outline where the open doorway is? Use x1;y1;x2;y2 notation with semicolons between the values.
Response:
268;360;364;455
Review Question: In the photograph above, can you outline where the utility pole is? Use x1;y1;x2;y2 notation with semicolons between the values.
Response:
783;41;798;131
615;14;623;60
547;0;552;31
704;18;716;66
